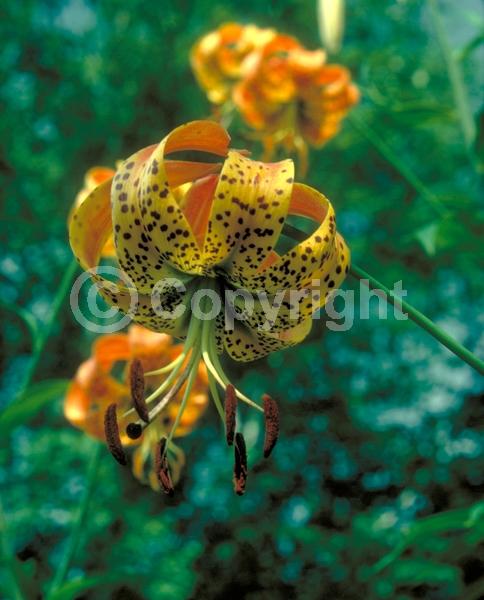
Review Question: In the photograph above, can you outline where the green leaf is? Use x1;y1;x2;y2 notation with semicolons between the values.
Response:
414;222;440;255
0;379;69;434
47;573;137;600
392;558;460;587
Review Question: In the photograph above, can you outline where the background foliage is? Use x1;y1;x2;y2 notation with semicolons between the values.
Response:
1;0;483;598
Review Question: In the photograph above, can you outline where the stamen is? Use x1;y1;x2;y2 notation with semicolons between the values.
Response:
155;438;174;496
233;432;248;496
130;358;149;423
207;372;225;421
144;352;184;376
201;319;263;412
224;384;237;446
146;350;196;423
104;403;127;466
126;422;143;440
262;394;280;458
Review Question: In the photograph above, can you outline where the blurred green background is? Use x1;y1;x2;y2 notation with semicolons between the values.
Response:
1;0;483;598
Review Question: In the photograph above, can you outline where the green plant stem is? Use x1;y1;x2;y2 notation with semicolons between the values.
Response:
349;263;483;374
17;259;78;398
0;300;39;348
46;443;102;599
0;496;25;600
369;501;484;576
282;224;484;374
348;113;448;217
428;0;477;156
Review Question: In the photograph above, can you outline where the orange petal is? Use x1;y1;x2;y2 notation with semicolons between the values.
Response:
165;160;222;188
181;174;218;248
93;334;131;372
69;178;113;270
164;120;230;158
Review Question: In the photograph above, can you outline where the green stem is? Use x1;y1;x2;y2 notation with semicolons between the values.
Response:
349;263;483;374
0;496;25;600
348;113;448;217
282;224;483;374
17;259;79;398
0;301;39;349
428;0;477;156
46;442;102;598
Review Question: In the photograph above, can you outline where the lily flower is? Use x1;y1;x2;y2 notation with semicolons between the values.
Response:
191;22;275;105
65;325;208;492
69;120;350;494
191;25;358;174
232;34;359;173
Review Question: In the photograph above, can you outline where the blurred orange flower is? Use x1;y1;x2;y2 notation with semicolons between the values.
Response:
191;22;275;104
191;25;359;174
65;325;209;491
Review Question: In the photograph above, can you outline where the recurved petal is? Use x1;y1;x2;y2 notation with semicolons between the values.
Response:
93;334;131;372
205;150;294;278
64;357;129;440
97;274;195;338
70;177;114;271
223;316;312;362
114;121;230;277
69;172;187;334
242;183;338;293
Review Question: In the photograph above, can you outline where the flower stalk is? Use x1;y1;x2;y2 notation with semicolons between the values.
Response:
283;223;484;374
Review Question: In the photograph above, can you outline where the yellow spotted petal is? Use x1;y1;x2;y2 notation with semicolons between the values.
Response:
245;183;337;293
203;150;294;277
113;121;230;279
240;243;348;334
70;177;116;272
223;316;312;362
69;173;190;337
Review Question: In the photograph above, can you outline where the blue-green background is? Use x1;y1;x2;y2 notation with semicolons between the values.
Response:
1;1;483;598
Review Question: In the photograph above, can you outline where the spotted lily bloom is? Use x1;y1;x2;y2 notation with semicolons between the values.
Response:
69;120;350;493
191;22;275;105
65;325;208;492
233;33;359;172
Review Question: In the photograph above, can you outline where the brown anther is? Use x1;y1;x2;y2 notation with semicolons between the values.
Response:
262;394;280;458
126;422;143;440
155;438;174;496
233;432;248;496
130;358;149;423
104;403;127;466
224;384;237;446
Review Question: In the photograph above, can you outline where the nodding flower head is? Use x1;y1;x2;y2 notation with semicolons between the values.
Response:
69;120;350;494
233;34;359;172
64;325;208;491
191;24;359;174
191;23;276;105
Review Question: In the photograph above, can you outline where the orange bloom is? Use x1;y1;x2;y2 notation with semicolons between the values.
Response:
191;25;359;174
65;325;209;491
233;34;359;172
191;22;275;104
